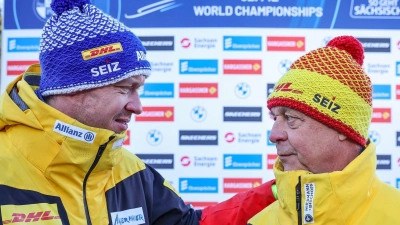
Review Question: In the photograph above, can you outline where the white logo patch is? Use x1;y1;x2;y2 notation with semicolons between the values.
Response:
53;120;96;144
111;207;145;225
304;183;315;224
112;138;125;150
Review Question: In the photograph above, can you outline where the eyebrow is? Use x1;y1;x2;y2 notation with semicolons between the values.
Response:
270;107;288;117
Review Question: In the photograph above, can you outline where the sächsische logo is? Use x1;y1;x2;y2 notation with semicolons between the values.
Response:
191;106;207;122
147;129;163;145
351;0;400;18
235;83;251;99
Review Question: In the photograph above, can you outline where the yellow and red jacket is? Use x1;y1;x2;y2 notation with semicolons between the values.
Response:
0;65;276;225
248;141;400;225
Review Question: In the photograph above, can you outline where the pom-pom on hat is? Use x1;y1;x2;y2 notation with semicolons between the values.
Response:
38;0;151;96
267;36;372;146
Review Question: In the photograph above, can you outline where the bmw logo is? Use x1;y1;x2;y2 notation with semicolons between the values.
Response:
34;0;54;21
278;60;292;74
190;106;207;122
368;130;381;145
234;82;251;99
321;36;332;47
146;130;163;146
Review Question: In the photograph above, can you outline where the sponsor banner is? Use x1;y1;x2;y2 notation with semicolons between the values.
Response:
150;61;174;73
179;60;218;75
223;107;262;122
365;63;390;75
224;132;262;144
350;0;400;19
356;38;391;53
371;108;391;123
368;130;381;145
179;130;218;145
396;62;400;76
223;178;262;193
146;130;163;146
190;106;207;122
396;85;400;100
376;154;391;170
135;107;174;122
140;83;174;98
179;178;218;193
372;84;391;100
267;130;275;146
5;1;400;29
180;37;217;49
7;38;40;52
267;154;278;169
223;60;262;75
223;36;262;51
179;83;218;98
7;60;39;75
278;59;292;74
224;154;262;169
235;82;251;99
397;132;400;146
180;156;218;168
138;36;174;51
123;130;131;146
185;202;218;210
136;154;174;169
266;36;305;51
267;83;275;98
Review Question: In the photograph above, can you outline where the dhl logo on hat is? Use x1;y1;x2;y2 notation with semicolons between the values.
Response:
81;42;123;60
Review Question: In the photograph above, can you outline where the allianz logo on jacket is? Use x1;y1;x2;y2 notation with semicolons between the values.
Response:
53;120;97;144
111;207;145;225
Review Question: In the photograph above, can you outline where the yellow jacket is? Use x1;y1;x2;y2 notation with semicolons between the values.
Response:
0;65;200;224
248;142;400;225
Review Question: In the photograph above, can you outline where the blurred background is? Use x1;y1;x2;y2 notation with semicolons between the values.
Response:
1;0;399;208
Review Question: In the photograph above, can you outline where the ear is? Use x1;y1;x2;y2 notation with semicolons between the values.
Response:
338;132;347;141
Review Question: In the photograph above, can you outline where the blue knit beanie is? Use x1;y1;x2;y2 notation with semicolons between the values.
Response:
38;0;151;96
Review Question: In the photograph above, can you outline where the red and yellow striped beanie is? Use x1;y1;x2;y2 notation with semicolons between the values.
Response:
267;36;372;146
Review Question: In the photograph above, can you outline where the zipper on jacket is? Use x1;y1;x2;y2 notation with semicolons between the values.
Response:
82;136;114;225
296;176;302;225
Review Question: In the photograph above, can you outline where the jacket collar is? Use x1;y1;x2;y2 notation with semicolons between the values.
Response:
273;142;379;224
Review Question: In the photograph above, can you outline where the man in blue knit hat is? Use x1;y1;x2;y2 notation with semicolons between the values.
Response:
0;0;276;224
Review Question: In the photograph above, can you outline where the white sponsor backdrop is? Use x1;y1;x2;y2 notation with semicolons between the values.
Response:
2;27;400;204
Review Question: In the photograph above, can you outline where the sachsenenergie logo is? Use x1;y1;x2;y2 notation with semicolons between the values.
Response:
179;178;218;193
224;154;262;169
179;60;218;74
140;83;174;98
223;36;262;51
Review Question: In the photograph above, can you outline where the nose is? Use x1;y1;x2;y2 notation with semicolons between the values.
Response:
269;117;288;143
125;93;142;115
